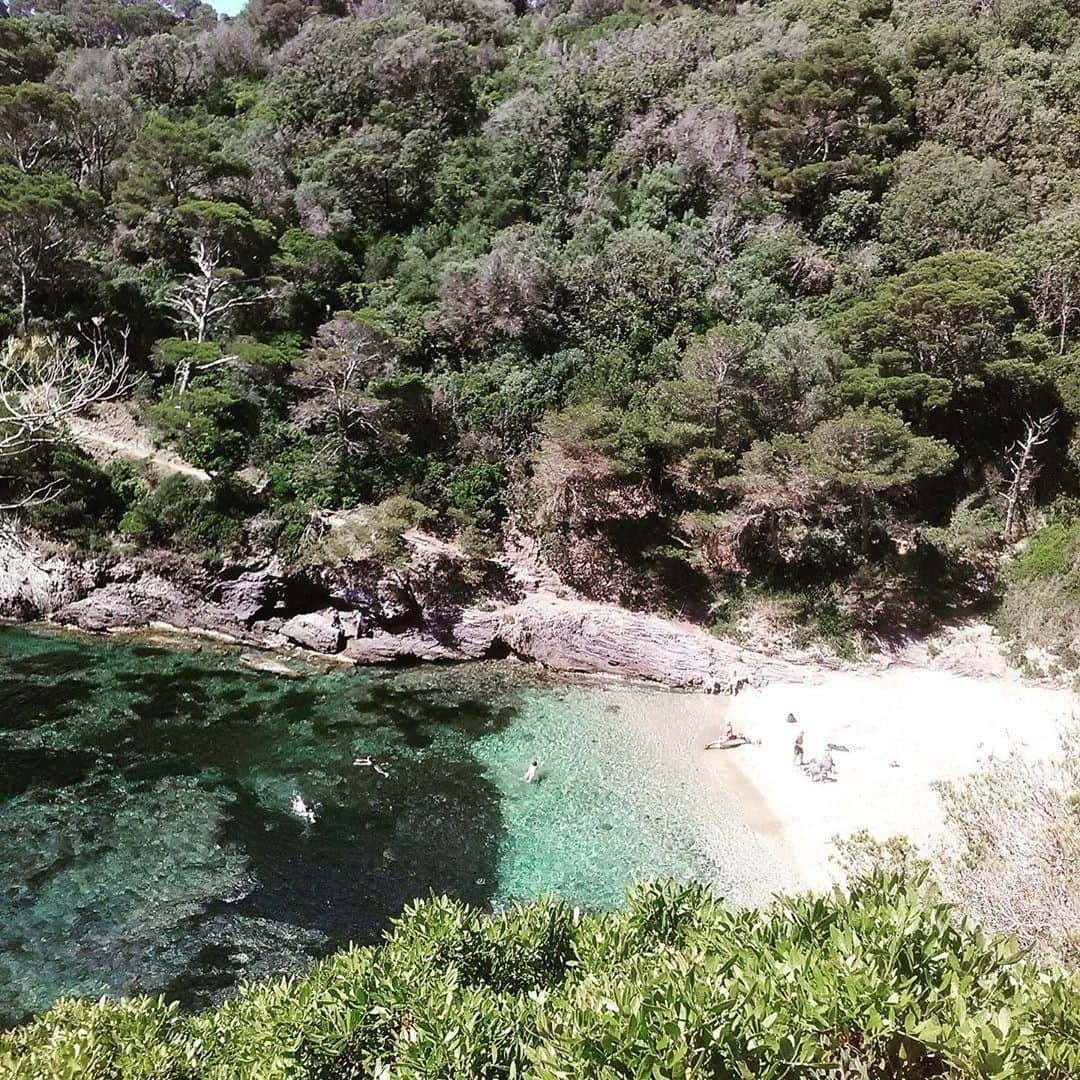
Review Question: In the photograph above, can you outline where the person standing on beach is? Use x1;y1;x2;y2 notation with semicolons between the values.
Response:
793;730;805;766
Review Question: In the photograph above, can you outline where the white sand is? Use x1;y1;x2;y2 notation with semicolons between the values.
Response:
697;666;1077;889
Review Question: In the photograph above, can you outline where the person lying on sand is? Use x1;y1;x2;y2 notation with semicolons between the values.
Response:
705;734;752;750
705;720;751;750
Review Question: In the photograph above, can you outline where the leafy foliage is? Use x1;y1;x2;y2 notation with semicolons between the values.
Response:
1;876;1077;1078
2;0;1080;648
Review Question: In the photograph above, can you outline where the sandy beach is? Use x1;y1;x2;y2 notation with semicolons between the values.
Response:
635;663;1076;893
702;666;1075;888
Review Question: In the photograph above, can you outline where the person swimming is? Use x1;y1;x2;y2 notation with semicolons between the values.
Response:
290;792;317;824
353;757;389;777
522;760;540;783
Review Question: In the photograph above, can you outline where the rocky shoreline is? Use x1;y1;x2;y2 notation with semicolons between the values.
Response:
0;527;815;689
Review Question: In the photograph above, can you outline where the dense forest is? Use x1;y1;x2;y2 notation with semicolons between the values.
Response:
3;0;1080;657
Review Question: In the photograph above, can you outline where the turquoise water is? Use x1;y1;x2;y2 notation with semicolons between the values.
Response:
0;626;779;1025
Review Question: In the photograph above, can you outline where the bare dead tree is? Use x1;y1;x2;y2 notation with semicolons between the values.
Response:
289;315;399;461
0;326;131;509
1002;410;1058;542
163;236;275;360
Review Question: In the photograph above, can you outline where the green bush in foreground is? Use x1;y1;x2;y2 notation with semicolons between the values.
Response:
1;876;1076;1079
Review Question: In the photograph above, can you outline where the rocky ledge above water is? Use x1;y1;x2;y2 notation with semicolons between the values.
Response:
2;530;813;690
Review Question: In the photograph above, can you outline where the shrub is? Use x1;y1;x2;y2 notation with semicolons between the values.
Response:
1009;520;1080;586
120;474;260;560
5;443;131;554
1;877;1077;1078
934;724;1080;966
996;520;1080;666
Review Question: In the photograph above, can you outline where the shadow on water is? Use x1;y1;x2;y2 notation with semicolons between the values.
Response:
0;627;516;1025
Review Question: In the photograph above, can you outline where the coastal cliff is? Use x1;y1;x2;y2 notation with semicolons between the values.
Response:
1;527;812;688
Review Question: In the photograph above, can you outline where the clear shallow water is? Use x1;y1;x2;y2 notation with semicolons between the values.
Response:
0;627;782;1024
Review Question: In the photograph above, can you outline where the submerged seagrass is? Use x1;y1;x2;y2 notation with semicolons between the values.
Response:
1;876;1077;1078
0;626;793;1025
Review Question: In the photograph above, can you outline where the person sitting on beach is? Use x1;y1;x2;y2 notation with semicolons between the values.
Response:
522;760;540;783
793;730;805;766
805;754;836;782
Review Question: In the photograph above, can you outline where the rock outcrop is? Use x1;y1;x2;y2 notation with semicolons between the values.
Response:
56;577;249;639
0;529;94;619
212;567;287;625
497;595;814;688
279;610;344;653
5;529;817;689
343;609;502;664
339;596;813;688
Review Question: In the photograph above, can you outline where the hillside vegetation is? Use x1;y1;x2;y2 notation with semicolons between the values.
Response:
1;876;1078;1078
3;0;1080;655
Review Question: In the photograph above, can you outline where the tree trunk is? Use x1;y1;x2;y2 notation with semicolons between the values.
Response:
174;359;192;395
18;268;28;334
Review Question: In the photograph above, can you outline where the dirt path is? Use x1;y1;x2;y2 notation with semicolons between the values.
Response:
67;404;209;481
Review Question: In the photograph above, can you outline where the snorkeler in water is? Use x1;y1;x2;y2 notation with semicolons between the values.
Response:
290;792;317;824
522;760;539;783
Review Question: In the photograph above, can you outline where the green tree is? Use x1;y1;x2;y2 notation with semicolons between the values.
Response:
833;252;1026;417
115;113;235;220
0;18;59;85
0;167;96;330
878;143;1030;267
299;124;439;239
806;407;956;551
742;35;911;214
273;228;356;327
0;82;75;174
